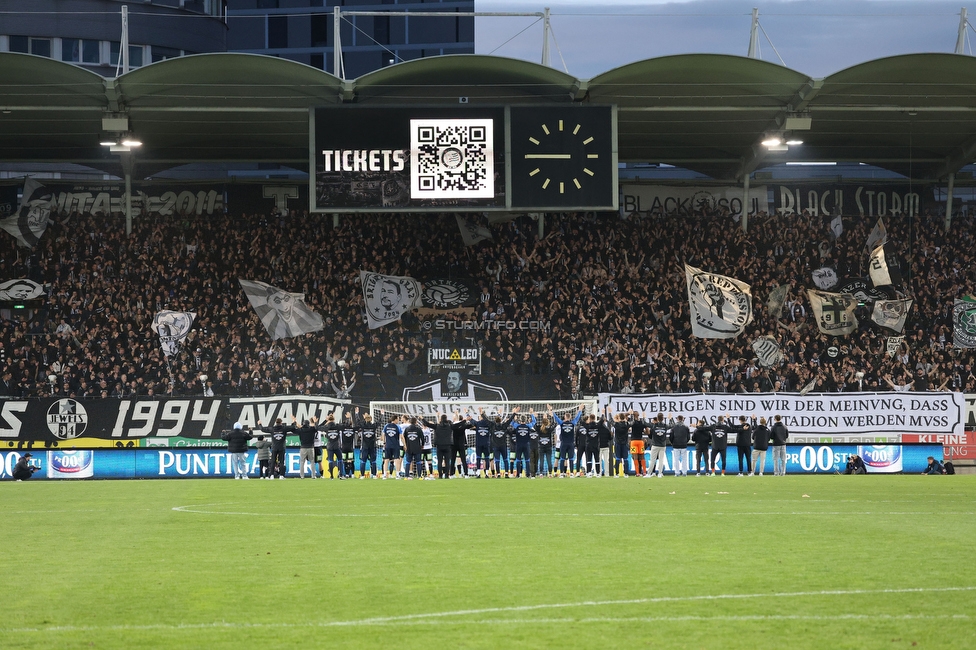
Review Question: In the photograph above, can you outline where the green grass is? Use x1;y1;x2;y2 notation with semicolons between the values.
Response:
2;475;975;649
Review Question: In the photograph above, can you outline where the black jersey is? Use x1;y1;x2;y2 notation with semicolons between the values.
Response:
649;422;669;447
630;418;646;441
340;424;357;452
402;424;424;454
613;421;631;446
710;421;730;450
358;422;378;448
474;419;492;447
324;423;342;450
584;422;601;450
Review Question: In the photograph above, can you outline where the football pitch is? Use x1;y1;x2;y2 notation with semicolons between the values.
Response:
2;475;974;649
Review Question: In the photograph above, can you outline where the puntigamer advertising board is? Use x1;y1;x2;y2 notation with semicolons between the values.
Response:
310;105;617;212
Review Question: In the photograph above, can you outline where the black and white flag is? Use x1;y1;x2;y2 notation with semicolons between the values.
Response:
0;177;52;248
685;264;753;339
751;336;783;367
829;214;843;239
360;271;423;330
871;298;913;333
455;215;492;246
0;278;44;301
239;279;324;341
865;217;887;252
953;298;976;349
807;289;858;336
152;310;196;357
886;335;906;357
812;267;838;290
868;244;902;287
766;283;791;320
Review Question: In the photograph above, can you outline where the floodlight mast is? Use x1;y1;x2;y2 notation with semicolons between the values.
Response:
955;7;968;55
331;8;551;80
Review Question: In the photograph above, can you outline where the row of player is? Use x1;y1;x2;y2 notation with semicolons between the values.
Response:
240;406;791;479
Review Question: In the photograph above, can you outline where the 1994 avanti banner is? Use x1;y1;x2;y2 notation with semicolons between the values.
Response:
0;396;348;447
598;392;966;440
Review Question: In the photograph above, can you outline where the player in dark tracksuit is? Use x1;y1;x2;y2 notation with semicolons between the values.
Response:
597;415;613;476
474;410;493;478
575;421;589;477
452;415;472;478
730;415;752;475
340;414;357;478
259;417;294;479
668;415;691;477
630;413;647;476
322;415;344;479
382;417;402;479
355;409;379;479
490;414;514;477
710;416;730;475
751;417;771;476
583;415;602;476
528;420;542;477
612;415;631;476
647;415;670;477
401;418;425;479
692;417;711;475
551;406;583;477
537;417;555;477
512;414;536;477
420;415;455;479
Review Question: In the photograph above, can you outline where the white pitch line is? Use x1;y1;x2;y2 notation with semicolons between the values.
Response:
171;505;976;517
4;586;975;633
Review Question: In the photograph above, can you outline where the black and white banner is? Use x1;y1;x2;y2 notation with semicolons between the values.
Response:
0;177;52;248
766;283;790;320
685;264;752;339
953;298;976;349
812;267;839;290
597;391;965;437
773;185;924;218
869;243;902;287
152;310;196;357
361;271;423;329
865;217;888;252
0;278;44;301
0;395;349;446
871;298;912;334
455;214;493;246
808;289;858;336
619;184;770;216
751;336;783;367
239;279;324;341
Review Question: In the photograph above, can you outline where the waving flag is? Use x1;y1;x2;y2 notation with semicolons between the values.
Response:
766;283;791;320
869;243;902;287
152;310;196;357
455;215;493;246
239;279;324;341
0;177;52;248
361;271;423;329
685;264;753;339
865;217;887;253
953;298;976;348
807;289;858;336
871;298;913;334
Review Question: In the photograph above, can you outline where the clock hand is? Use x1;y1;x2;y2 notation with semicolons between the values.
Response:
524;154;572;159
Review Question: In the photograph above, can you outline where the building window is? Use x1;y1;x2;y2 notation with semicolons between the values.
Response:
152;45;181;63
62;38;81;62
9;35;28;53
110;41;121;65
311;14;329;47
310;52;324;70
268;16;288;49
374;16;390;45
83;39;99;64
257;0;279;8
30;38;51;57
129;45;143;68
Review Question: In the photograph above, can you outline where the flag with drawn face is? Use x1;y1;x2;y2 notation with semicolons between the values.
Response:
871;298;913;334
807;289;858;336
361;271;423;329
0;278;44;301
239;279;324;341
0;177;52;248
152;310;196;357
685;264;753;339
751;336;783;367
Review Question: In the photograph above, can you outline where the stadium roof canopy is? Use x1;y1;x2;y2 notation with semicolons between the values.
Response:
2;50;976;182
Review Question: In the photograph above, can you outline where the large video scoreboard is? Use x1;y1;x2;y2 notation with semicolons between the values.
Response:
310;105;617;213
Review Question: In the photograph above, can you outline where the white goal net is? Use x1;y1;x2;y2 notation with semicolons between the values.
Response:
369;399;598;426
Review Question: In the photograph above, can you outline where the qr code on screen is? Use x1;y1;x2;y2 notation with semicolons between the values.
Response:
410;119;495;200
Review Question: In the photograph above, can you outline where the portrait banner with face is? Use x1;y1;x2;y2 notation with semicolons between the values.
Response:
239;279;324;341
0;278;44;301
152;310;197;357
685;264;753;339
360;271;423;329
0;177;52;249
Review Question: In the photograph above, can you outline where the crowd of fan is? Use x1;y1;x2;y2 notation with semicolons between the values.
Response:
0;201;974;400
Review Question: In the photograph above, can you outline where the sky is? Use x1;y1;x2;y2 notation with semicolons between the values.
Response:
474;0;972;78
